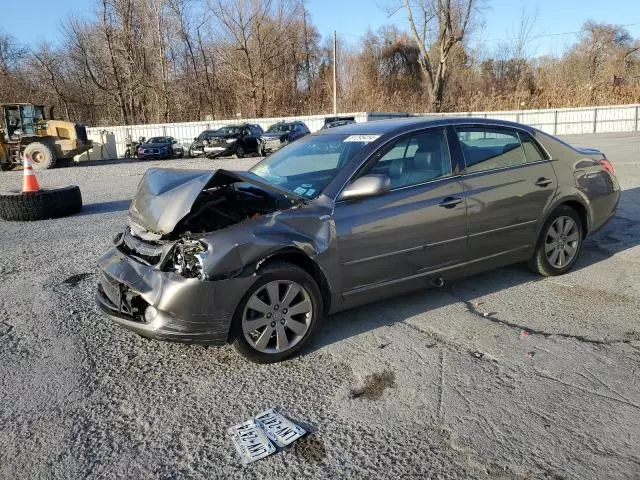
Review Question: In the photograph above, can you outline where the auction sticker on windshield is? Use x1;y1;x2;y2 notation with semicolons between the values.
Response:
344;134;380;143
228;419;276;464
254;408;306;448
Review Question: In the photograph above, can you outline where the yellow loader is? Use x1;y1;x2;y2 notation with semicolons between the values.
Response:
0;103;92;170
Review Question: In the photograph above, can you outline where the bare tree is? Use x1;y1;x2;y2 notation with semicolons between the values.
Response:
404;0;475;111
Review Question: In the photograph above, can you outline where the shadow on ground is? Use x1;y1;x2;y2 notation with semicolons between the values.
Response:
79;199;131;216
309;186;640;352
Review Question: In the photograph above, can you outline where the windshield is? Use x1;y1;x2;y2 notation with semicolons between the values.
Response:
215;126;242;135
148;137;171;144
250;134;376;199
267;124;293;133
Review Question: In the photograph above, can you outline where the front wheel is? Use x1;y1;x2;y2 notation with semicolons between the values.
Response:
231;262;323;363
24;142;56;169
235;144;245;158
529;205;584;276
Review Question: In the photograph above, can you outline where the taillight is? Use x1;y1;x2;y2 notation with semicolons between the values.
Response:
598;159;615;175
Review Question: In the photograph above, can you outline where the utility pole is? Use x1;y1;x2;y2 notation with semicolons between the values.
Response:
332;30;337;115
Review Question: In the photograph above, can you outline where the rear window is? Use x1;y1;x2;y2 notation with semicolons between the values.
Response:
455;127;526;172
519;131;548;162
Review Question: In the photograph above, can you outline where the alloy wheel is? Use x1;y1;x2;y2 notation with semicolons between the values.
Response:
242;280;313;353
545;215;580;268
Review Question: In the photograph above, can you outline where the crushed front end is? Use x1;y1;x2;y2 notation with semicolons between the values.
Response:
95;167;301;344
96;228;254;344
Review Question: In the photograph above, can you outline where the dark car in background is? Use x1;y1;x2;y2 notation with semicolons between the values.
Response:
97;117;620;363
137;136;184;160
189;124;263;158
321;116;356;129
260;121;310;155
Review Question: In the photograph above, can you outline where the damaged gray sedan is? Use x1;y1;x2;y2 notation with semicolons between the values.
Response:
97;117;620;362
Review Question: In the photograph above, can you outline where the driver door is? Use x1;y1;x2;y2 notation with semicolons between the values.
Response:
333;128;468;298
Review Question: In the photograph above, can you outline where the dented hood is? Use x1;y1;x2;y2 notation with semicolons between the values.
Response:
128;168;304;235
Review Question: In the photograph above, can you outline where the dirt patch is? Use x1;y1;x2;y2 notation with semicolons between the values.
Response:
349;370;396;400
290;434;327;463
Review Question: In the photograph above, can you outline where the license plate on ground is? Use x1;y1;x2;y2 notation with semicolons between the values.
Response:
228;419;276;464
254;408;306;448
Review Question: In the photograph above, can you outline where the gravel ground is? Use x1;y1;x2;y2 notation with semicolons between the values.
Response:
1;132;639;479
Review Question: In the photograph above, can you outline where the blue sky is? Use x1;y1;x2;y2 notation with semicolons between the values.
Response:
2;0;640;57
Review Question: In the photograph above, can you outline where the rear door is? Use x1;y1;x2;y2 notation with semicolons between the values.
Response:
334;128;469;295
452;125;557;261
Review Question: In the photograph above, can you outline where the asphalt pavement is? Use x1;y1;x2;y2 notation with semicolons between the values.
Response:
0;132;639;479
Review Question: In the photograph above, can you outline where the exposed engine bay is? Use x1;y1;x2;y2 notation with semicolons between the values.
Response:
123;168;308;280
171;183;288;237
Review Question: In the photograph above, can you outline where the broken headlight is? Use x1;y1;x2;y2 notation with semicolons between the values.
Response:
172;240;208;280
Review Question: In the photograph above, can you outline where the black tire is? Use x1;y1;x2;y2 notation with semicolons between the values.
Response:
24;142;57;169
124;148;132;159
0;162;14;171
528;205;584;276
231;261;323;363
0;186;82;221
235;144;245;158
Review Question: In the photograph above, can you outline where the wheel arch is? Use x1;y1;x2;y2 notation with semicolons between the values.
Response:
539;194;592;240
257;247;332;314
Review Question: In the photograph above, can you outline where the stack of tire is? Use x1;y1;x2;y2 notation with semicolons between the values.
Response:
0;147;82;221
0;186;82;221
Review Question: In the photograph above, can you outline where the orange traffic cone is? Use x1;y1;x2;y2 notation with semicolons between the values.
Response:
22;153;41;193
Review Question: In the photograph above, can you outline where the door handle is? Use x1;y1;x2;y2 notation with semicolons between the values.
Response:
438;196;463;208
535;177;553;187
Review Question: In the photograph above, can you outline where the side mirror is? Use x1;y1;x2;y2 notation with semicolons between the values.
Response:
339;174;391;201
194;137;198;141
173;139;177;144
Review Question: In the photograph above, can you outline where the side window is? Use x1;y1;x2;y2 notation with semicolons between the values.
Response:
519;131;547;162
362;129;452;189
455;127;526;173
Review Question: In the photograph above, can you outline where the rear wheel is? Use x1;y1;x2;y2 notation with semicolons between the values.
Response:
24;142;56;169
231;262;323;363
529;205;583;276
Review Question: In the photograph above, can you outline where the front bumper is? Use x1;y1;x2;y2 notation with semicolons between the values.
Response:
203;145;233;157
138;151;171;159
261;138;285;154
96;246;253;344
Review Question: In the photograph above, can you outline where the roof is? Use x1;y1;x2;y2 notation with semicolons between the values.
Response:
314;116;538;136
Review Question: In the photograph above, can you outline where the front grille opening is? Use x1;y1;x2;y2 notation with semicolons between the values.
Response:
118;228;163;266
98;272;149;324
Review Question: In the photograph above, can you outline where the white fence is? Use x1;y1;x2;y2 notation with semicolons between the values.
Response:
84;104;640;160
423;103;640;136
83;112;408;159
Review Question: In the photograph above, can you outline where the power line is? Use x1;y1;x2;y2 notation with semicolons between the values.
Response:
483;22;640;44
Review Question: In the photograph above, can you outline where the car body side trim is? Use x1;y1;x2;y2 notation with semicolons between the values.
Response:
341;235;468;266
468;219;538;238
342;245;530;297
